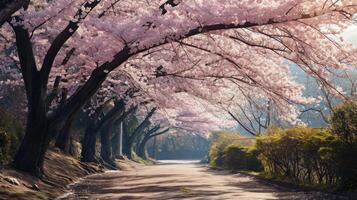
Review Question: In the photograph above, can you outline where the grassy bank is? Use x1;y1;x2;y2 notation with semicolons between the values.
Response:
0;150;104;200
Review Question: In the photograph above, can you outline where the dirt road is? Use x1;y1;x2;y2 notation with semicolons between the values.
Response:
58;160;346;200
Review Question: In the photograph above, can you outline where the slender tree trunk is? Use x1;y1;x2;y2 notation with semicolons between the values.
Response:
111;130;119;157
122;140;132;159
123;108;156;158
134;133;143;155
138;137;149;159
138;128;169;160
111;121;123;158
152;137;157;160
54;112;76;153
100;127;112;163
122;120;132;158
81;123;97;162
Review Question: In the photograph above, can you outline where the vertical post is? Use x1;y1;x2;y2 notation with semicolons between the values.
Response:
152;136;157;160
118;121;123;156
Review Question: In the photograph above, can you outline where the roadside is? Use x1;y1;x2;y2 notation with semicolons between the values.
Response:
233;170;356;200
0;149;139;200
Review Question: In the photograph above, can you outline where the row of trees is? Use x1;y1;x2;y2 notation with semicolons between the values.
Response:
56;95;171;168
0;0;357;177
0;90;171;169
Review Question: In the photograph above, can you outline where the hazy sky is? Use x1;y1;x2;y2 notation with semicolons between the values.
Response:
343;25;357;46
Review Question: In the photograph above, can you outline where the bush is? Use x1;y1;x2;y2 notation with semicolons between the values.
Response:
330;101;357;190
330;100;357;144
256;126;357;190
223;144;262;171
256;127;338;184
208;131;261;171
0;108;23;165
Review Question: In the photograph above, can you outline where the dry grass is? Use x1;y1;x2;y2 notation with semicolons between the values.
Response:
0;149;104;200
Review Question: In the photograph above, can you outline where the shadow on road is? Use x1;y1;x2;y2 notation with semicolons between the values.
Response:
61;162;351;200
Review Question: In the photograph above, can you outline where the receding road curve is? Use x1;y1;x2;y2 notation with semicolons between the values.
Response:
59;160;344;200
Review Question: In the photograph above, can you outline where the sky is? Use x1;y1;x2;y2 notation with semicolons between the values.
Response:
343;25;357;46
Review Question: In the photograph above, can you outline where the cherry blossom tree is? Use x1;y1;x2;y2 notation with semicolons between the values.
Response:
0;0;356;176
136;125;170;160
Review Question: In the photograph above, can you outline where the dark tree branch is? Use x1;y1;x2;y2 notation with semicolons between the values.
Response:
228;111;257;136
9;18;39;101
61;48;76;66
0;0;29;27
128;107;157;143
149;127;170;139
96;99;125;130
98;0;122;18
40;0;102;84
159;0;181;15
46;76;61;108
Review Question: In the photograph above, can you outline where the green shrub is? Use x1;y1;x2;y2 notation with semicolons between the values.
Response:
329;101;357;190
0;108;23;165
223;144;262;171
330;100;357;144
256;126;357;190
256;127;337;183
208;131;260;171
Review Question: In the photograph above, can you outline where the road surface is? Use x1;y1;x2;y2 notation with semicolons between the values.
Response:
58;160;345;200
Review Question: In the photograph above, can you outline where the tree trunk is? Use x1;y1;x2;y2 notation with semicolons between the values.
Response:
55;112;76;153
137;137;149;159
100;127;112;163
111;121;123;158
122;140;132;159
12;84;50;177
10;22;51;177
152;137;157;160
111;131;119;157
81;123;97;162
137;126;165;159
122;120;132;158
12;119;50;177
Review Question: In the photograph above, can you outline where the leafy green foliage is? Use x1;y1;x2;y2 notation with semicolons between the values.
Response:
330;100;357;143
0;108;23;165
329;101;357;190
256;127;336;184
256;125;357;190
208;131;261;171
223;144;262;171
